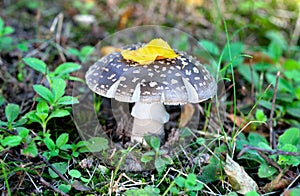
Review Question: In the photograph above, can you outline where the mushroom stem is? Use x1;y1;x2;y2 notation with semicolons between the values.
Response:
131;102;170;144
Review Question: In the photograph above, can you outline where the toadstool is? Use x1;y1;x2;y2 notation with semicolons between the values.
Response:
85;38;217;144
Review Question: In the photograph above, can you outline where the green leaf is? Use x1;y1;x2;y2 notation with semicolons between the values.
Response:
27;111;42;124
57;96;79;105
37;101;49;114
23;57;47;74
48;109;70;120
44;137;56;151
199;40;219;55
3;26;14;35
255;109;267;122
237;64;260;88
175;176;186;188
258;163;277;178
1;135;22;147
290;188;300;196
54;62;81;77
58;184;71;193
186;173;197;188
5;103;20;123
33;85;53;103
278;144;299;166
295;87;300;100
56;133;69;148
48;162;68;178
141;153;154;163
16;127;30;138
68;169;81;178
268;42;282;61
154;157;166;173
144;136;160;151
248;132;268;146
245;190;260;196
222;42;244;64
265;30;288;50
22;142;38;157
51;78;66;102
278;128;300;147
286;104;300;118
79;137;108;152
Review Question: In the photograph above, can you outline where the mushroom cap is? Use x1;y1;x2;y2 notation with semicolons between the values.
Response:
85;43;217;105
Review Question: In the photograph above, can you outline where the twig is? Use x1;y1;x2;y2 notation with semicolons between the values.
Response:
238;145;300;157
40;177;69;196
284;172;300;193
269;71;280;149
55;13;66;62
25;171;41;193
38;154;70;184
257;151;282;172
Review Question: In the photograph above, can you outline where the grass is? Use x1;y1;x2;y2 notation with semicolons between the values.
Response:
1;0;300;195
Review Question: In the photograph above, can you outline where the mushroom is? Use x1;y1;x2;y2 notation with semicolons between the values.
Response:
85;39;217;144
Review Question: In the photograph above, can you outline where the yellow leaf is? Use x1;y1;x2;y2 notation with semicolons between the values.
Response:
121;38;179;65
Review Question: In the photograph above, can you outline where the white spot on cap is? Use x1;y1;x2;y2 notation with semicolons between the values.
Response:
195;77;200;80
133;70;140;74
149;81;158;87
186;70;192;75
193;67;199;73
108;74;116;80
171;79;178;84
132;77;139;83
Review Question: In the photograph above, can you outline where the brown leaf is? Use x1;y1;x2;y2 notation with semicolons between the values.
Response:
179;103;195;128
72;180;91;191
224;154;258;194
118;6;135;30
101;46;122;56
263;172;290;192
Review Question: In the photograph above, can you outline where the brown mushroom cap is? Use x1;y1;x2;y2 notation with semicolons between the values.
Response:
85;43;217;105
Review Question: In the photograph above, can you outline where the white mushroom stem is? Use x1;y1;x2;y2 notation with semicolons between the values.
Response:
131;102;170;144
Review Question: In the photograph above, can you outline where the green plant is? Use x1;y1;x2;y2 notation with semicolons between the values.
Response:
237;127;300;180
0;17;14;52
170;173;204;195
22;58;81;134
124;185;160;196
141;136;173;173
67;45;94;63
0;104;38;157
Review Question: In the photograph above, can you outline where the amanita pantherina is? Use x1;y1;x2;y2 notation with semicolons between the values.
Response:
85;39;217;144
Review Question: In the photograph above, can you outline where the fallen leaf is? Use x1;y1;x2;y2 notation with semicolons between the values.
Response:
101;46;122;56
263;172;291;192
179;103;195;128
121;38;179;65
224;154;258;194
118;6;135;30
226;114;254;133
72;180;91;191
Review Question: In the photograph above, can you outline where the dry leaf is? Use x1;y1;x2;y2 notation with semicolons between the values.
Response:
179;103;195;128
226;114;255;133
121;38;179;65
224;154;258;194
101;46;122;56
263;172;290;192
118;6;135;30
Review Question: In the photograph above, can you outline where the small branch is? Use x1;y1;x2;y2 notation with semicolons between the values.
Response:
40;177;69;196
38;154;70;184
238;145;300;157
269;71;280;148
